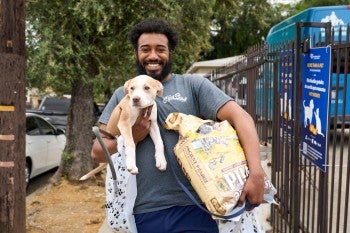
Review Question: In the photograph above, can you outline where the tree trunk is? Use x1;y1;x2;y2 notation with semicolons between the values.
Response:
52;78;97;183
0;0;26;232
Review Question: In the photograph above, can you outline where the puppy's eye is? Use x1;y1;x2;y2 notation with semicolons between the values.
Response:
130;87;135;91
144;86;150;91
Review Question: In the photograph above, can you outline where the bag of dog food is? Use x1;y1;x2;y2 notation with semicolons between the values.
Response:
164;112;276;218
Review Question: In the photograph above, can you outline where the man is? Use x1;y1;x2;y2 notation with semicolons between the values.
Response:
92;18;265;233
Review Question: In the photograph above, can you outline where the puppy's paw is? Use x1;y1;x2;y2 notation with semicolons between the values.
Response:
128;167;139;175
126;158;138;174
156;156;167;171
126;164;138;174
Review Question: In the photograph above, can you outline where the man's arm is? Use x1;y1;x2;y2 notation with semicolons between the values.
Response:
217;100;265;207
91;124;118;163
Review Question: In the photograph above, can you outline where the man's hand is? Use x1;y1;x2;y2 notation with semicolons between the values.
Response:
132;105;152;143
238;170;265;210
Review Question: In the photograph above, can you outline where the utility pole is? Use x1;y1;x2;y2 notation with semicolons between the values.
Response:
0;0;26;232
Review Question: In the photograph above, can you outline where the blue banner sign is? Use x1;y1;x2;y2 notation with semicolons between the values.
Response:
301;47;331;172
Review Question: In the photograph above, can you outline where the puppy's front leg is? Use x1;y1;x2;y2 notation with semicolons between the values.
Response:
118;123;138;174
149;120;166;171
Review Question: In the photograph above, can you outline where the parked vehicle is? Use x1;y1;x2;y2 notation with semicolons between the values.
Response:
27;96;101;130
25;112;66;188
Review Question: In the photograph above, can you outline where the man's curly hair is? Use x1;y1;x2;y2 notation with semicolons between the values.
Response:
129;18;178;52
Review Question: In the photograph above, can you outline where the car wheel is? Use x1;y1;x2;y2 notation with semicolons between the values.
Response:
25;161;31;188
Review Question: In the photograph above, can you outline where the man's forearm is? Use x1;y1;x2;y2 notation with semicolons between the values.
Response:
91;137;118;163
235;115;263;174
91;125;118;163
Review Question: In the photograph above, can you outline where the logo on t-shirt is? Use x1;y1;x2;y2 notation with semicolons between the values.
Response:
163;92;187;104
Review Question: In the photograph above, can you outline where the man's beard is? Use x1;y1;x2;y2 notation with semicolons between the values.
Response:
136;57;172;82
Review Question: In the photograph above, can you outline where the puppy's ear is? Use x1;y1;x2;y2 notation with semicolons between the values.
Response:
155;80;163;96
124;80;130;95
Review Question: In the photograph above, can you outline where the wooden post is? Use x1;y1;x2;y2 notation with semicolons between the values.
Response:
0;0;26;232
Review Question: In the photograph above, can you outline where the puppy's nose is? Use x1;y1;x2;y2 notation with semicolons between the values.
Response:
133;97;140;104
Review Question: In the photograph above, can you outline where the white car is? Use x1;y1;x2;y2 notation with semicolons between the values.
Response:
25;112;66;187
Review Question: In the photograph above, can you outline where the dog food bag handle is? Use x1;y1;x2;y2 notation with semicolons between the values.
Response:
92;126;117;180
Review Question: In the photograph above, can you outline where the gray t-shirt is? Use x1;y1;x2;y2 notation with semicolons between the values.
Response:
99;73;232;214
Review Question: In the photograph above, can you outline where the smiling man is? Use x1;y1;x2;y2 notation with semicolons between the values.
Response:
92;18;265;233
131;21;176;82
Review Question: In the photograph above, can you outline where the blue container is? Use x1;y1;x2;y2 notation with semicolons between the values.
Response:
265;5;350;126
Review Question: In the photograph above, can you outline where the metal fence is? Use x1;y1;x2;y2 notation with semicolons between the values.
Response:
207;23;350;233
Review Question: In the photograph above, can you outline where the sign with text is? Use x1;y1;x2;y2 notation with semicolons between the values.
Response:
301;47;331;172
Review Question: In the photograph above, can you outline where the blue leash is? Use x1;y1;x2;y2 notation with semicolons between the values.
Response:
168;158;247;220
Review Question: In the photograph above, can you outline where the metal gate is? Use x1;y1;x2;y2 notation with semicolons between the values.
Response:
207;22;350;233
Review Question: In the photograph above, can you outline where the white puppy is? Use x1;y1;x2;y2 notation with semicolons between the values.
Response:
80;75;166;180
